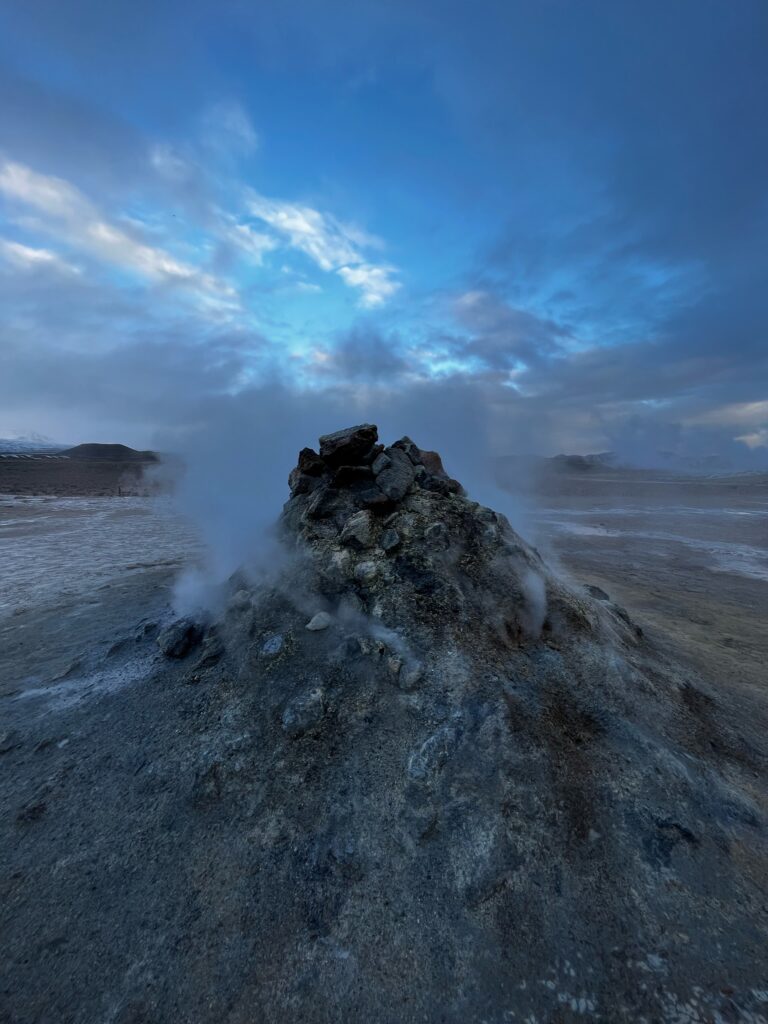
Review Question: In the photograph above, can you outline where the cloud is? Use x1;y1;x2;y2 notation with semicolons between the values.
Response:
217;214;276;266
0;159;236;308
0;238;79;274
246;191;400;306
452;290;569;370
337;263;400;308
201;100;258;157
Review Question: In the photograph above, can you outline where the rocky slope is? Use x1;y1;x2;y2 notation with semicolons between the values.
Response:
2;424;767;1023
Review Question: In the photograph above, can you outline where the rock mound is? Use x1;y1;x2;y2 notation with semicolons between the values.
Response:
170;424;764;1020
4;424;766;1024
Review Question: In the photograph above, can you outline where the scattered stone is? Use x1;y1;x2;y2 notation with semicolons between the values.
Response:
261;634;284;656
156;618;202;659
306;611;333;631
424;522;450;550
380;528;401;552
319;424;378;467
282;687;325;738
340;509;376;549
354;561;378;584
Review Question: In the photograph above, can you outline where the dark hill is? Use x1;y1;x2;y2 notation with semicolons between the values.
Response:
61;443;157;461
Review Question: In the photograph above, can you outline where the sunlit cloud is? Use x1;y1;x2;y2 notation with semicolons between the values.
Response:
0;237;80;274
0;159;236;305
246;190;400;307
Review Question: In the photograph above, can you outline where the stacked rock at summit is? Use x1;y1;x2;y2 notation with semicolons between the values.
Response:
280;424;631;654
286;423;464;513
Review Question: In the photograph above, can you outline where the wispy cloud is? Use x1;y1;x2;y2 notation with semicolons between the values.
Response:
201;100;258;157
0;159;236;307
246;191;400;307
0;237;80;274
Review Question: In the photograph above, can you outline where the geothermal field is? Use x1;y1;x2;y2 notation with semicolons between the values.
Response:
1;426;767;1023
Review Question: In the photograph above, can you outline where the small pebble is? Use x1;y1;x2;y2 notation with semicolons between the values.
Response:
261;634;284;655
306;611;332;631
380;528;401;552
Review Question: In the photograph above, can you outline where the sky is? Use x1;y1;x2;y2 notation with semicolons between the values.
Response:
0;0;767;466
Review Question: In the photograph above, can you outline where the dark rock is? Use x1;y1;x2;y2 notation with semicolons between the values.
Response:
288;467;325;496
340;509;375;549
289;447;328;495
359;486;394;511
371;451;392;476
156;618;202;659
420;448;447;477
391;436;423;465
305;487;345;520
331;464;374;487
380;528;401;552
297;447;326;476
424;521;450;550
190;634;224;670
319;424;378;467
422;474;464;496
281;687;325;738
585;584;610;601
360;443;384;465
375;447;415;501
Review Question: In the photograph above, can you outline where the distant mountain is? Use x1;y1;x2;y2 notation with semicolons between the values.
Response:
60;443;158;462
547;451;617;471
495;451;618;479
0;434;68;454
